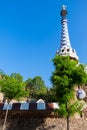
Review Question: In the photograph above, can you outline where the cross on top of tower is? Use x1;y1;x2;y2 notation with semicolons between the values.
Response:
62;5;66;10
56;5;79;61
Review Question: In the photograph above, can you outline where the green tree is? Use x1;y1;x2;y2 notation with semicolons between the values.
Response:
0;75;26;130
51;55;87;130
25;76;47;101
0;75;25;101
10;72;23;82
25;78;35;102
26;78;34;91
33;76;47;95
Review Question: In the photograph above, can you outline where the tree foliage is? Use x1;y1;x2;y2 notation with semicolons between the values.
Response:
10;73;23;82
51;55;87;130
51;56;87;104
25;76;47;100
0;75;26;101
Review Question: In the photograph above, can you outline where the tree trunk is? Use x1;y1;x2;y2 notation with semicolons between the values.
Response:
2;101;10;130
67;115;69;130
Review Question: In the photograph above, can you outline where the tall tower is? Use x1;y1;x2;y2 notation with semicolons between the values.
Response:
56;5;78;60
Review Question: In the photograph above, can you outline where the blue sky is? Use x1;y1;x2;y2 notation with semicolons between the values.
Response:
0;0;87;87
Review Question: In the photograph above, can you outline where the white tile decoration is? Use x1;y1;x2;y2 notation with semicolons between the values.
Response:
53;103;59;109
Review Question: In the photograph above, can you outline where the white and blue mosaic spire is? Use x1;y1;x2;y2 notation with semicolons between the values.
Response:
56;5;78;60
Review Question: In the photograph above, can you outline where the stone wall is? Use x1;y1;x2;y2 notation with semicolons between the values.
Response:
0;111;87;130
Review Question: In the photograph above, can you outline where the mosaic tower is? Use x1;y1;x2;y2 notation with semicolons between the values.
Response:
56;5;78;60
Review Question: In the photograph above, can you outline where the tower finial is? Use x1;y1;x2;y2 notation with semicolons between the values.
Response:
62;5;66;10
61;5;68;17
